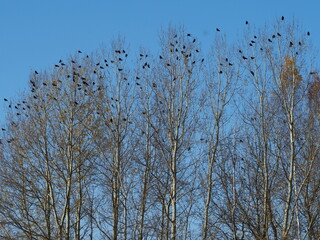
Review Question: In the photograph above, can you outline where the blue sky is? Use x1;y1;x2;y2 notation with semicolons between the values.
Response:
1;0;319;125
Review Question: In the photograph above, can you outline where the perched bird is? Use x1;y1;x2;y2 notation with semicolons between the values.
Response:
1;128;5;131
268;39;272;42
282;16;285;21
54;65;60;67
216;28;220;32
35;71;39;74
307;31;310;36
159;55;163;59
4;98;8;101
78;50;82;53
245;21;248;24
298;41;302;46
239;50;242;54
251;57;255;59
242;56;248;60
118;68;123;72
277;33;281;37
187;33;191;36
219;70;223;74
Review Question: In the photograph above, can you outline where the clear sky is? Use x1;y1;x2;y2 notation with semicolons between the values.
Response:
1;0;319;125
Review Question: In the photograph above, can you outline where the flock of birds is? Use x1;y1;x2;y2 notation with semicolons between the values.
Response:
0;16;315;145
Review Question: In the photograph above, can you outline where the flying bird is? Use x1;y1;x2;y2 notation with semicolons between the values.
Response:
35;71;39;74
78;50;82;53
268;39;272;42
250;71;255;76
216;28;220;32
4;98;8;101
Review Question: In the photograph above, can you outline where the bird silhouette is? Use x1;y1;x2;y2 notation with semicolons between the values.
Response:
242;56;248;60
282;16;284;21
307;32;310;36
35;71;39;74
78;50;82;53
268;39;272;42
289;42;293;47
160;55;163;59
216;28;220;32
277;33;281;37
250;71;255;76
239;50;242;54
4;98;8;101
245;21;248;24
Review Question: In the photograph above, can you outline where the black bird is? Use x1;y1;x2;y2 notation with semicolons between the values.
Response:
272;35;276;38
229;63;233;66
260;47;263;51
239;50;242;54
251;40;256;43
277;33;281;37
193;38;196;43
35;71;39;74
174;34;177;38
136;76;140;80
268;39;272;42
159;55;163;59
289;42;293;47
1;128;5;131
249;43;253;47
115;50;121;53
166;63;171;66
242;56;248;60
225;58;228;62
254;35;257;39
251;57;255;59
250;71;255;76
119;58;123;61
245;21;248;24
219;70;223;74
298;41;302;46
310;72;317;75
187;33;191;36
54;65;60;67
4;98;8;101
307;32;310;36
216;28;220;32
282;16;285;21
201;58;204;62
78;50;82;53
